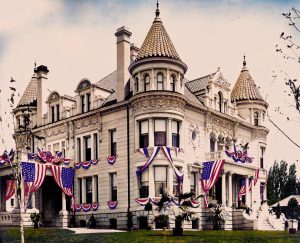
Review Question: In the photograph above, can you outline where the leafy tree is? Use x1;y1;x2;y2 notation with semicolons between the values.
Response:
267;161;280;205
287;197;299;219
285;163;297;197
278;161;288;199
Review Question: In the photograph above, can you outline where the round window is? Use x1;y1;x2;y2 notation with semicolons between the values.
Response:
192;131;197;141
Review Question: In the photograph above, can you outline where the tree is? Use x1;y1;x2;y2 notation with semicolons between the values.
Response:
285;163;297;197
267;161;280;205
278;161;288;199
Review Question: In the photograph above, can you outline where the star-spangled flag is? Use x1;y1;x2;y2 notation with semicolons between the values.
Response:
200;160;225;207
51;165;74;197
5;180;15;201
249;169;259;192
22;162;47;208
238;179;246;201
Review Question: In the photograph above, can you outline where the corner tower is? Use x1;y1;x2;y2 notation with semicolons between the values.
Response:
129;2;187;95
231;56;268;126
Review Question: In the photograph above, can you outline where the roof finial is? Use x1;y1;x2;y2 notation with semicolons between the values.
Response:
155;0;160;18
243;54;246;67
34;60;37;70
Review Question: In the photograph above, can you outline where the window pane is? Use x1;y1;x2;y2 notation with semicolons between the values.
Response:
155;132;166;146
140;134;149;148
172;121;179;134
157;74;163;82
85;136;91;148
172;134;180;147
141;120;149;134
155;119;166;132
111;131;116;143
155;167;167;181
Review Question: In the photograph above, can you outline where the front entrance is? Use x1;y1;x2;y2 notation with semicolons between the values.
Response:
41;176;62;226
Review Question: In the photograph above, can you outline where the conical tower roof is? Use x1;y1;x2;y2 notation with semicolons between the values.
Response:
231;56;265;103
135;3;181;61
17;73;37;107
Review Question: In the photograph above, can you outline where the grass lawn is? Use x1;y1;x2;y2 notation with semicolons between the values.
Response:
0;227;300;243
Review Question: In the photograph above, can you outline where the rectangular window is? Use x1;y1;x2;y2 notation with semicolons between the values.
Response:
154;119;166;146
77;138;81;162
87;93;91;112
173;167;182;197
110;130;117;156
95;175;99;203
139;169;149;198
172;120;180;147
139;120;149;148
84;136;91;161
93;133;98;160
86;177;93;204
81;95;85;113
110;173;117;201
51;106;55;123
78;178;82;204
56;104;60;121
53;143;59;154
190;172;197;195
260;147;265;169
154;166;167;197
10;198;14;207
210;138;215;152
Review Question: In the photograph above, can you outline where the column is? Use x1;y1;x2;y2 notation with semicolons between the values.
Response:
228;172;232;207
62;192;66;211
222;171;226;205
245;176;249;207
80;136;84;162
92;176;97;203
14;192;19;209
31;192;36;209
167;118;172;147
151;68;155;90
149;166;155;197
251;177;255;207
177;71;181;93
82;177;86;203
168;166;173;195
166;69;170;91
149;119;154;147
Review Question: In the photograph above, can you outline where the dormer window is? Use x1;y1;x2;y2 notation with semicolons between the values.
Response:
218;92;223;113
81;95;85;113
254;112;259;126
170;75;176;92
87;93;91;112
51;106;55;123
157;73;164;90
56;104;60;121
144;74;150;92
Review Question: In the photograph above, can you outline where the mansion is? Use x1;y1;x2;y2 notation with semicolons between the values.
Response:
0;3;269;230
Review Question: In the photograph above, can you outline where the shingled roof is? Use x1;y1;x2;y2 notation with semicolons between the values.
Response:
231;59;264;103
95;70;117;92
135;5;181;61
17;74;38;107
185;73;216;93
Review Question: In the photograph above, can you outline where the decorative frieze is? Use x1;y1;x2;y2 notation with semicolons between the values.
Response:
46;125;67;137
74;116;99;130
251;129;268;141
206;115;234;137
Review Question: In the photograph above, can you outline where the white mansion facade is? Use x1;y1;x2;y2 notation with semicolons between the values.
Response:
0;4;268;230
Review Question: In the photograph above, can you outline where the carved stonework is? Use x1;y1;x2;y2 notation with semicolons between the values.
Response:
206;116;234;137
46;125;67;137
74;116;99;130
214;72;230;89
252;130;268;141
132;97;185;113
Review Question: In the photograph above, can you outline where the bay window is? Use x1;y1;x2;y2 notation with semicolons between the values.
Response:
139;120;149;148
135;77;139;93
157;73;164;90
154;166;167;197
154;119;166;146
172;120;180;147
139;169;149;198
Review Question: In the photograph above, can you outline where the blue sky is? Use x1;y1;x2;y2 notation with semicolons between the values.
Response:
0;0;300;170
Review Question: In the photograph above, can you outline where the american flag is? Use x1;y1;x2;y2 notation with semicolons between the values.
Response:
249;169;259;192
22;162;47;208
50;165;74;197
200;160;225;207
238;179;246;201
5;180;15;201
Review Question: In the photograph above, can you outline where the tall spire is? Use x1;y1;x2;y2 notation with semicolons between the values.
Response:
243;54;246;67
156;0;160;17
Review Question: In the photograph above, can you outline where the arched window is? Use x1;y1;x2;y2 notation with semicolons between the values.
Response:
135;77;139;93
144;74;150;92
254;112;259;126
218;92;223;113
224;101;227;114
157;73;164;90
170;75;176;92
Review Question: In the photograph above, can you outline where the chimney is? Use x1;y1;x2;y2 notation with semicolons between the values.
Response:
130;43;139;62
36;65;49;127
115;26;132;102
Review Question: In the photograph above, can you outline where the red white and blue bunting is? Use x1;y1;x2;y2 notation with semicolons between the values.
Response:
107;156;117;165
136;146;184;182
0;149;14;165
74;160;98;169
75;202;99;212
28;148;71;165
107;201;118;209
225;145;254;163
135;197;200;208
137;148;149;157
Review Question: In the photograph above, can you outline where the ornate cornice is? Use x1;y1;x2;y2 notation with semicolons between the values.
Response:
74;116;99;130
206;114;234;138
